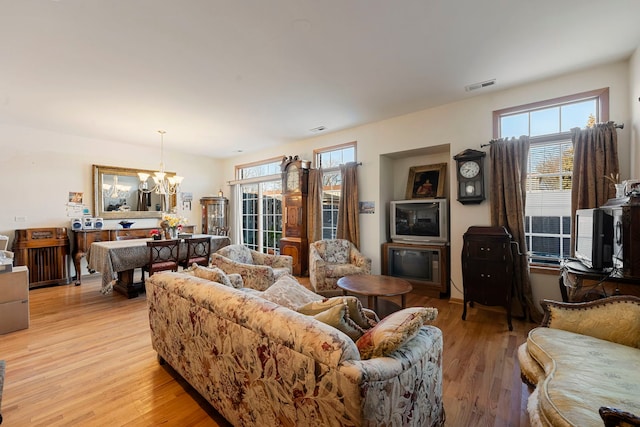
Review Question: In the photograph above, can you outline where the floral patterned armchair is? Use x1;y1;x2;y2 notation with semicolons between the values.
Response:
210;244;292;291
309;239;371;294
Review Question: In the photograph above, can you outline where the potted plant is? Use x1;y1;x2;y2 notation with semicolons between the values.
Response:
150;229;161;240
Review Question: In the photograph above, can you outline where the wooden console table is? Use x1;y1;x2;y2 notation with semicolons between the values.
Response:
72;226;194;285
560;260;640;302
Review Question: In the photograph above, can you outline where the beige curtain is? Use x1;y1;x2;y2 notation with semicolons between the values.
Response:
571;121;619;212
336;162;360;248
490;136;541;323
307;168;323;243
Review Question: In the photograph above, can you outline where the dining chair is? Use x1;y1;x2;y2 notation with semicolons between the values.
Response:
142;239;180;282
180;236;212;269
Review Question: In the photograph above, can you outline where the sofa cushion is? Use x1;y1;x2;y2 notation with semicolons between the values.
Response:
356;307;438;359
526;327;640;426
260;275;323;310
217;244;253;265
192;264;238;288
325;264;367;278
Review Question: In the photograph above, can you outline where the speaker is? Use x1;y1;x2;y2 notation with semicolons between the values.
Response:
94;217;104;229
82;217;94;230
71;218;83;231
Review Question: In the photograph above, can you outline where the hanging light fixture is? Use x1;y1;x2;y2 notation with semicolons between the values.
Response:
138;130;184;204
103;175;131;199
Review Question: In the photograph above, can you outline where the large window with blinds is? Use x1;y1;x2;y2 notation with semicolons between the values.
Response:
314;143;357;239
493;88;609;265
236;159;283;254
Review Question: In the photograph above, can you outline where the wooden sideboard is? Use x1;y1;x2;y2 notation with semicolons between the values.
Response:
72;226;194;284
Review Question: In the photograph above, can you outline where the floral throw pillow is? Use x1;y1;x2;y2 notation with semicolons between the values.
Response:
298;296;376;341
260;275;323;310
356;307;438;359
192;264;235;288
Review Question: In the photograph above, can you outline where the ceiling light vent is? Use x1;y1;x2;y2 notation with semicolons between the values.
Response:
465;79;496;92
309;126;326;133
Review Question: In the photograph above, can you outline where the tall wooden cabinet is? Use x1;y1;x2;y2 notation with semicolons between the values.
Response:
461;226;516;331
622;198;640;278
279;156;309;276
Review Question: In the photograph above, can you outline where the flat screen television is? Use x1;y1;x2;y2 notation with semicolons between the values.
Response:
574;207;614;270
390;199;448;244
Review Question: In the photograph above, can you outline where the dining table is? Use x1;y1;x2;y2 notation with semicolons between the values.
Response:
87;235;230;297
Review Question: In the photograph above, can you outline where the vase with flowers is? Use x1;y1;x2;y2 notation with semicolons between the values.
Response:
161;214;187;239
150;229;161;240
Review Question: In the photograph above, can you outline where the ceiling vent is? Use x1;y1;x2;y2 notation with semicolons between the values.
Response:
465;79;496;92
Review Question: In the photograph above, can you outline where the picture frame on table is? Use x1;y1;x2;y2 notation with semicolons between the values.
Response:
405;163;447;199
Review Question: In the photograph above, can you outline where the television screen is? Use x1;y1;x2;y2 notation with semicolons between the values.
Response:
575;208;613;270
390;199;448;244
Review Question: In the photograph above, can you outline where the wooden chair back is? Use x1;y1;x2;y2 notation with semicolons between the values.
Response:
181;237;212;268
144;239;180;278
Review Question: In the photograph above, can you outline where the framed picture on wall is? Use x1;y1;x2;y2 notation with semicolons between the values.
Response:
405;163;447;199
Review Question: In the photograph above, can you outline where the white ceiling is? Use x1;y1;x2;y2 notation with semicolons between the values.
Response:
2;0;640;158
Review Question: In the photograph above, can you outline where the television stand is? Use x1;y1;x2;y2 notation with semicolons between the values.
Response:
560;260;640;302
381;242;449;298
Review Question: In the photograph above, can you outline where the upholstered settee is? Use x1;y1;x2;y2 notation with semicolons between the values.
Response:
210;244;293;291
146;272;445;426
518;296;640;427
309;239;371;294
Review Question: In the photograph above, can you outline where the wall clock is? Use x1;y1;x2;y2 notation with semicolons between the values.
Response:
453;149;486;204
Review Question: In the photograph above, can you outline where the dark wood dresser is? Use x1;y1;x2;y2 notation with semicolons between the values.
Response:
12;227;70;288
461;226;516;331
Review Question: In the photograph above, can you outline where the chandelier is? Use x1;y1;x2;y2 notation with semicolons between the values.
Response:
103;175;131;199
138;130;184;199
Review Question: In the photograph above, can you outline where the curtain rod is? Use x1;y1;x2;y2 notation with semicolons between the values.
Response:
481;122;624;148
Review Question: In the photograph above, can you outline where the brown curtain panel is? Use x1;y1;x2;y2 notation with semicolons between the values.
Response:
489;136;542;323
570;121;619;213
307;168;324;243
336;162;360;248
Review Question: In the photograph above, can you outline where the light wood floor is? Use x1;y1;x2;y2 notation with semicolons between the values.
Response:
1;274;533;426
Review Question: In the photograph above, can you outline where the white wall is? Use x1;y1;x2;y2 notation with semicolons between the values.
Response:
0;123;225;249
221;59;632;303
1;58;634;302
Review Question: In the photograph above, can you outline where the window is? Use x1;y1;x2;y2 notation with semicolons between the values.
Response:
314;143;357;239
493;88;609;265
236;158;283;253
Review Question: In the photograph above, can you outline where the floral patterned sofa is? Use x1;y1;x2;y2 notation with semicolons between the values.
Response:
518;296;640;427
146;271;444;426
210;244;293;291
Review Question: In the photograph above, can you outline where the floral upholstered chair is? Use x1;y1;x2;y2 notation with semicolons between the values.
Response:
309;239;371;294
210;244;293;291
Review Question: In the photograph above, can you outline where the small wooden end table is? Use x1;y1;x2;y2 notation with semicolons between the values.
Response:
337;274;413;315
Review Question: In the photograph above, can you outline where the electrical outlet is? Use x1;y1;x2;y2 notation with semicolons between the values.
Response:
14;216;26;222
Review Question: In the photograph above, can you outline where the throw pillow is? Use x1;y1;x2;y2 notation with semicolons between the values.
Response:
312;303;364;341
356;307;438;360
192;264;234;288
298;296;376;330
261;275;323;310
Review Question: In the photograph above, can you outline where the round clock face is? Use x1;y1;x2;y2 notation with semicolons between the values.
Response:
460;160;480;179
286;165;300;191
